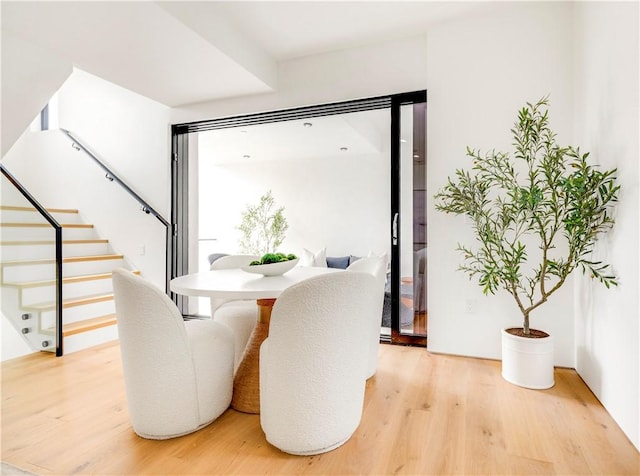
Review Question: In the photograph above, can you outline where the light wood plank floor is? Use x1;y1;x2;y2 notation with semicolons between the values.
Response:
2;342;638;475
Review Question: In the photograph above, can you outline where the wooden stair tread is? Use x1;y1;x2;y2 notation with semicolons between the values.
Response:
45;314;118;337
0;223;93;228
0;206;78;214
1;254;124;267
0;239;108;246
3;270;140;288
23;293;114;311
2;205;124;348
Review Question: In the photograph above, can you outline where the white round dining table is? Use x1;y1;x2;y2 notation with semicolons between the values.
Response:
170;265;340;414
170;265;338;301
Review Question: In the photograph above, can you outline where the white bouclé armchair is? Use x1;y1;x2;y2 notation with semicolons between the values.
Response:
112;268;235;440
347;256;387;379
259;271;376;455
209;254;260;372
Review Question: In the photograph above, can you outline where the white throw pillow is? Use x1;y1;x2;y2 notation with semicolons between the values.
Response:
300;248;327;267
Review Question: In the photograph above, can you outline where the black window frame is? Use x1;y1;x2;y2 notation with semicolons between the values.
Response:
170;90;427;346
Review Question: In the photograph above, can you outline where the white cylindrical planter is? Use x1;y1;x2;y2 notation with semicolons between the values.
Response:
501;328;554;389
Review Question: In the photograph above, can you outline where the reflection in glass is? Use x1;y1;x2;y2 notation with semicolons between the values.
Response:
399;102;427;337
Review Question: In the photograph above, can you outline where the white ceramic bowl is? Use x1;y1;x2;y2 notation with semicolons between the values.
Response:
241;258;299;276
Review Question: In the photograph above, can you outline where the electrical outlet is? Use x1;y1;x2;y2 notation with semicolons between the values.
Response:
139;245;146;256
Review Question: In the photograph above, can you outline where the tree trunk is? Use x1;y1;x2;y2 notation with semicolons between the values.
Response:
523;312;530;335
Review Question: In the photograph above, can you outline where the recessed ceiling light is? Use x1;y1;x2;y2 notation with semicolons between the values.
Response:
413;154;420;158
303;122;313;128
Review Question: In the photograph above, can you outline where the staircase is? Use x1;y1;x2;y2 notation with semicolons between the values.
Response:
1;204;136;355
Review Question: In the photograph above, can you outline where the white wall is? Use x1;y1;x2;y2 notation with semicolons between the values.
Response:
1;30;72;157
197;152;390;262
171;35;428;124
1;317;32;361
573;1;639;450
425;2;576;366
2;69;172;289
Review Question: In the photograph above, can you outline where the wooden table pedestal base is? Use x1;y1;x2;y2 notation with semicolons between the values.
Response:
231;298;275;414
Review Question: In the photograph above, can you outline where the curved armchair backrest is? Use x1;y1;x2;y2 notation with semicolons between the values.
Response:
414;248;427;312
260;271;376;455
208;253;229;265
210;254;260;270
347;255;386;283
414;247;427;272
347;256;387;378
112;269;200;435
112;268;192;371
209;254;260;314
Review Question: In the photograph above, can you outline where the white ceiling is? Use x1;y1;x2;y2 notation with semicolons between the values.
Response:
192;1;485;61
1;1;485;107
199;108;390;164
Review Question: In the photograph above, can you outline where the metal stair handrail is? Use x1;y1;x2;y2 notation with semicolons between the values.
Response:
60;129;170;227
1;164;63;356
60;129;172;294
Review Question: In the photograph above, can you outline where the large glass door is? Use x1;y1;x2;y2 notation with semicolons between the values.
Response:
390;93;427;345
191;108;391;316
171;91;427;348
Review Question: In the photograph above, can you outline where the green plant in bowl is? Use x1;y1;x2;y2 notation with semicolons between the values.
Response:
249;253;298;266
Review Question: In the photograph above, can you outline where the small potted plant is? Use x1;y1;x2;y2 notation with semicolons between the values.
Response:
434;96;620;389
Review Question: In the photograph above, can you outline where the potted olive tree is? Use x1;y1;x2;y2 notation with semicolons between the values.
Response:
434;96;619;389
237;190;288;255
